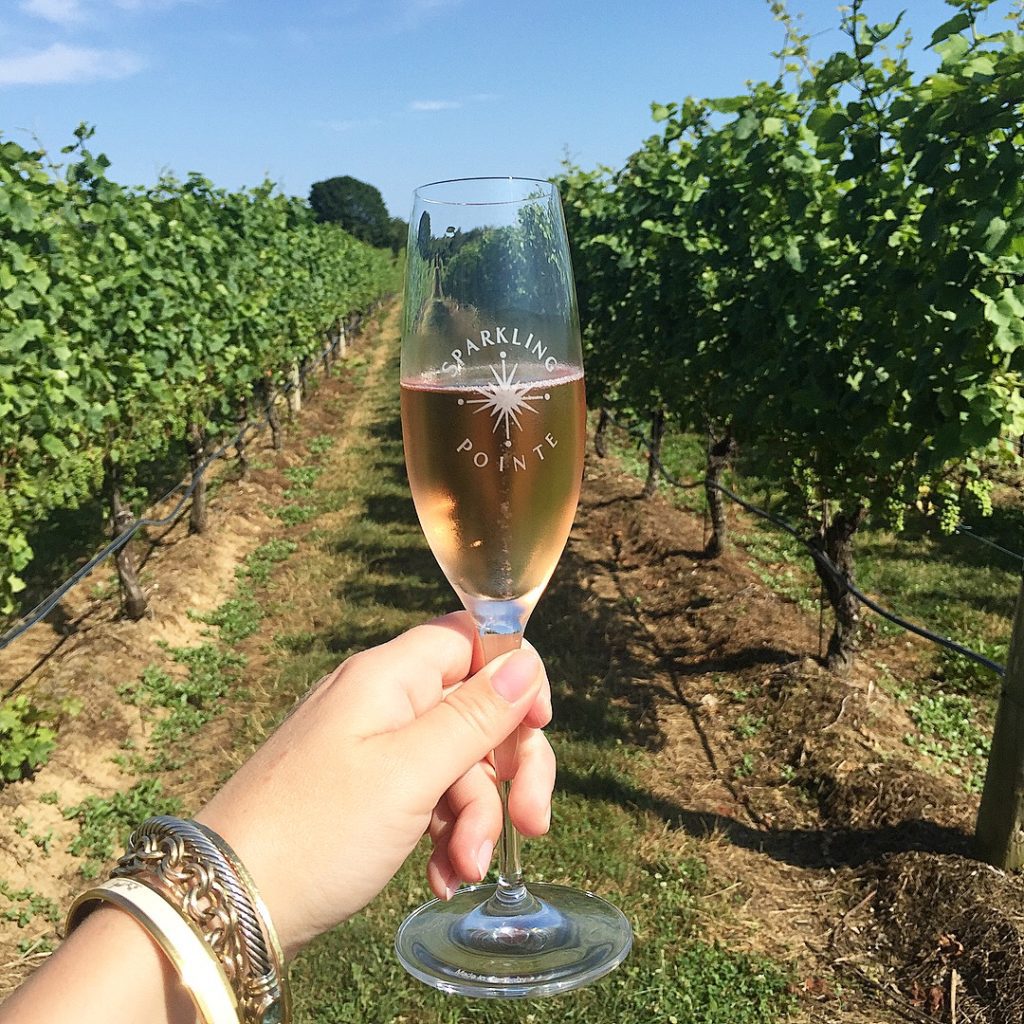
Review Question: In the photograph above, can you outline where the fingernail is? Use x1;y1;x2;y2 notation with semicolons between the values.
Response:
443;872;461;901
492;649;539;703
476;839;494;880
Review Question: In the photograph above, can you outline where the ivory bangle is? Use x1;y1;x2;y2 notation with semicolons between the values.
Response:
66;876;240;1024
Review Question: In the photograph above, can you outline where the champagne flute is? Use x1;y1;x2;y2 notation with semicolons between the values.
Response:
395;177;632;998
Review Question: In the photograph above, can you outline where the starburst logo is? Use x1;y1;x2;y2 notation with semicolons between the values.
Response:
457;352;550;447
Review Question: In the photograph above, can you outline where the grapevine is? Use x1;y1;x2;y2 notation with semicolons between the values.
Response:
560;0;1024;670
0;126;396;616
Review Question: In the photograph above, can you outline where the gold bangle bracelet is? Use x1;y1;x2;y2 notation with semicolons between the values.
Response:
113;816;288;1024
66;877;240;1024
191;821;291;1024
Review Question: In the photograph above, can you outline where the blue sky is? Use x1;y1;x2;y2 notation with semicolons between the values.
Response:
0;0;1008;217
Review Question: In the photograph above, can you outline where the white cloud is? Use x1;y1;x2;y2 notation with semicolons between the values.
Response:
410;99;461;111
0;43;144;85
19;0;86;24
18;0;192;18
315;117;384;132
397;0;463;29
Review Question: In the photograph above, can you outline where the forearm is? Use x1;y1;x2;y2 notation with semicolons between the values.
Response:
0;906;197;1024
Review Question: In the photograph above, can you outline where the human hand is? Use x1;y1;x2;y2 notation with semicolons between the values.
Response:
196;612;555;958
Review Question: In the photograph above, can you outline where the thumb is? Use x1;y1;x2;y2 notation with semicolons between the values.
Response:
398;648;543;796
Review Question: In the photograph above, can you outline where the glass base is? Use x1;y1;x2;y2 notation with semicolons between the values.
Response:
395;882;632;999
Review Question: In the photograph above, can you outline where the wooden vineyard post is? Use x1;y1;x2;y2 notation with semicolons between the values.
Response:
975;573;1024;870
288;363;302;416
186;422;208;534
641;408;666;499
594;407;609;458
262;376;283;451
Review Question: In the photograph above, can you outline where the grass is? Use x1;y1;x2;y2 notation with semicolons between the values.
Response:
242;334;797;1023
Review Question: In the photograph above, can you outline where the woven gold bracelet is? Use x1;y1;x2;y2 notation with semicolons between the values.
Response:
191;820;290;1024
112;816;290;1024
66;876;240;1024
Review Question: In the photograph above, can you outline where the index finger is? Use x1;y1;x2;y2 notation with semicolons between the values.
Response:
383;611;477;686
342;612;476;722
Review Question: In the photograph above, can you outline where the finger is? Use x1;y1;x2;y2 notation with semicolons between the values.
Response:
427;793;457;846
383;611;477;689
398;647;544;797
441;763;502;883
520;640;552;729
426;796;461;900
342;612;478;723
507;727;556;838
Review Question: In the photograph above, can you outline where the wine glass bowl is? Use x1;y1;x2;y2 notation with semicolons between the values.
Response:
396;177;632;998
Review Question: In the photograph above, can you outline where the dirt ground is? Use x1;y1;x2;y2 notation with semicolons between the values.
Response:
565;456;1022;1023
2;306;1022;1022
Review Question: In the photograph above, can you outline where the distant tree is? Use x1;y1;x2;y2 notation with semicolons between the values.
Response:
389;215;408;255
308;175;390;248
416;211;432;260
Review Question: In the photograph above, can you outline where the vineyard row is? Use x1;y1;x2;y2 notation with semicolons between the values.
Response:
559;0;1024;672
0;125;398;616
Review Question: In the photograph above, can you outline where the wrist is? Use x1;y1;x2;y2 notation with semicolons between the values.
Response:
194;803;309;961
0;905;197;1024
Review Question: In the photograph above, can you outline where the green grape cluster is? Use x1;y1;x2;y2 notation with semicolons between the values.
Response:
964;477;994;518
882;495;906;534
939;499;962;535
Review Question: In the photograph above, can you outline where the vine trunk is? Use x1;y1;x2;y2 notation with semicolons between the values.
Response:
810;504;866;673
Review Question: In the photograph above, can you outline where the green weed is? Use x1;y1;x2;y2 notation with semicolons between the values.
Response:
32;831;54;856
902;692;991;793
734;714;766;740
192;589;262;644
274;504;317;527
935;640;1008;697
18;937;54;955
0;697;57;783
308;434;334;456
283;465;323;492
0;882;60;928
63;779;182;877
241;539;298;586
119;646;244;745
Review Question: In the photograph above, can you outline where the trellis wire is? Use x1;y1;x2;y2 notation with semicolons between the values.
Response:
0;317;358;655
608;412;1010;679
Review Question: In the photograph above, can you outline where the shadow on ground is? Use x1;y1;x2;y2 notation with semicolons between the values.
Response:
557;764;973;869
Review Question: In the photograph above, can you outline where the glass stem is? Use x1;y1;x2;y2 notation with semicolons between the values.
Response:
478;627;528;905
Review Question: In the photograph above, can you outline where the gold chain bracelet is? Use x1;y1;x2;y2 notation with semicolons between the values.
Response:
112;816;289;1024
